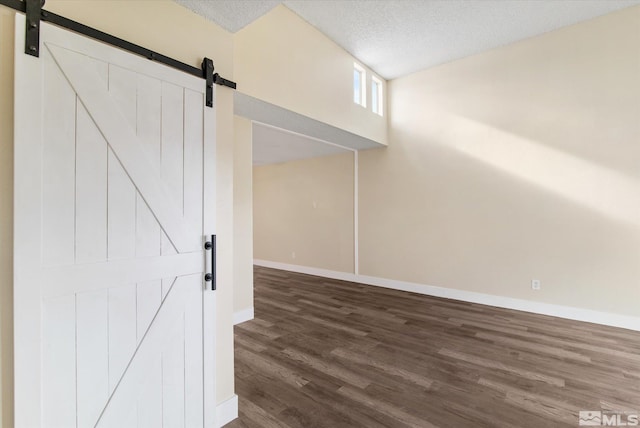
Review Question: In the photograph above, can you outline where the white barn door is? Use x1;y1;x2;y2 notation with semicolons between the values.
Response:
13;17;216;428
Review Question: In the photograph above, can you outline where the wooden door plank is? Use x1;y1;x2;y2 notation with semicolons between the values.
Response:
136;358;163;428
162;315;186;428
42;295;76;428
202;87;217;428
161;82;184;255
162;276;176;300
106;64;137;261
136;280;162;345
109;64;137;131
75;102;108;264
160;81;185;226
47;44;194;253
108;148;137;260
14;17;46;426
136;193;163;258
159;82;189;310
108;284;137;392
135;72;164;258
134;278;163;428
109;65;161;260
185;276;204;427
96;275;194;427
184;89;205;251
160;81;184;257
77;289;109;428
136;73;161;164
41;43;76;267
41;252;203;299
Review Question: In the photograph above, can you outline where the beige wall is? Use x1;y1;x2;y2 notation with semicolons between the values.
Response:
0;1;237;424
234;5;387;145
360;6;640;316
255;7;640;318
254;152;355;273
0;8;14;428
233;117;254;313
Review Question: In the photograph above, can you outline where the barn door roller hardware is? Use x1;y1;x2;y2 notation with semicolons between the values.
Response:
1;0;236;106
202;58;215;108
24;0;42;56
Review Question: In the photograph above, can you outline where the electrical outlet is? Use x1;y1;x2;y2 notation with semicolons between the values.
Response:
531;279;541;290
291;251;296;259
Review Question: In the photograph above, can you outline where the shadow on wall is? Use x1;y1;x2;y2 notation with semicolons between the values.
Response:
361;100;640;315
358;7;640;317
431;113;640;229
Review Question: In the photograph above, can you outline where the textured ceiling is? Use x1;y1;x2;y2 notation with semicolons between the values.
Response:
176;0;281;33
175;0;640;79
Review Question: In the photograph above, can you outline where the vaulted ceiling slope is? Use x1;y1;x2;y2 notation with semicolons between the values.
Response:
175;0;640;79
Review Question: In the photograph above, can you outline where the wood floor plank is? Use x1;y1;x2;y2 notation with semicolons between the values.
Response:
227;267;640;428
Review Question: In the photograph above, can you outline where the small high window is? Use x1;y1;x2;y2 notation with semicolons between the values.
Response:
372;76;383;116
353;63;366;107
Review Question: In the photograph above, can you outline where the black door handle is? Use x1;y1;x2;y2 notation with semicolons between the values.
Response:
204;235;216;291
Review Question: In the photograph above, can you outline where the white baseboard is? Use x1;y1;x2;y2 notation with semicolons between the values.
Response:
254;259;640;332
216;394;238;427
234;307;254;325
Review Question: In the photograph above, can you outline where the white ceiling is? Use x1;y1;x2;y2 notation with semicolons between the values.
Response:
252;123;350;166
176;0;281;33
176;0;640;79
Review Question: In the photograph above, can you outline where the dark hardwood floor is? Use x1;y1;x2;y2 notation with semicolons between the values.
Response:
226;266;640;428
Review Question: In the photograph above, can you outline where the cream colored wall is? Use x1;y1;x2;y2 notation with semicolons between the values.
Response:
233;117;254;313
361;6;640;316
234;5;387;145
0;8;15;428
254;152;355;273
0;2;237;424
254;7;640;318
